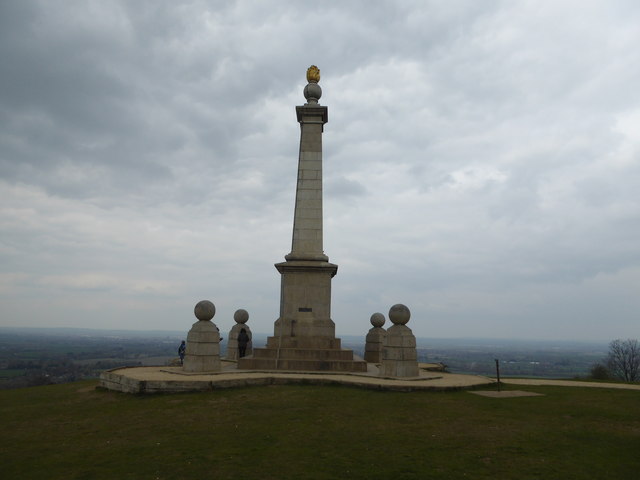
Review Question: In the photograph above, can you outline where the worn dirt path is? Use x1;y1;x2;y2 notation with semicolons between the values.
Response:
502;378;640;391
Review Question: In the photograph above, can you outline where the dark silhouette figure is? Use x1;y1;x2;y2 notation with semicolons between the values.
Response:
178;340;186;365
237;328;250;358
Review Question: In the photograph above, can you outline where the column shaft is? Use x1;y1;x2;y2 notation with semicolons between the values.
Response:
287;106;328;262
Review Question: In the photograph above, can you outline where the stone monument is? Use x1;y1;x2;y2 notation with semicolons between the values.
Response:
226;309;253;361
239;66;366;372
379;304;419;377
364;312;387;363
183;300;222;372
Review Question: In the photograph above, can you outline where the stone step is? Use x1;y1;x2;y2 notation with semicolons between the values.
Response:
238;356;367;372
251;347;355;361
265;336;342;350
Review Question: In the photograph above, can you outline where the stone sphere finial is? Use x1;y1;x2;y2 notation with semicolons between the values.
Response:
194;300;216;321
234;309;249;324
389;304;411;325
304;65;322;104
370;312;386;328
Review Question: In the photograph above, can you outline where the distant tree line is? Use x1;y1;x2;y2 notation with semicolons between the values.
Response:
590;339;640;382
0;333;180;390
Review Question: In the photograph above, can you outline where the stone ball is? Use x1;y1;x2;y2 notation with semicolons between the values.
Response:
370;312;385;328
389;304;411;325
194;300;216;321
234;309;249;324
303;82;322;101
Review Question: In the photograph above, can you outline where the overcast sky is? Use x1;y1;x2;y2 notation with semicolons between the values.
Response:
1;1;639;342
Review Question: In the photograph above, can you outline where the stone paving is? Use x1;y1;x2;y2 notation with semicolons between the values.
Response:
99;362;495;394
99;361;640;395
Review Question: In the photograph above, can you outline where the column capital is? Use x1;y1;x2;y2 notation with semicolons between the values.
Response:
296;105;328;124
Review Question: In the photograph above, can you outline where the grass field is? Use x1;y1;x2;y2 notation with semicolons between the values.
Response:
1;380;639;479
0;368;26;378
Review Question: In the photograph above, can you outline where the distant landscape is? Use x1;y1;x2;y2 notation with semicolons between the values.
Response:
0;327;608;389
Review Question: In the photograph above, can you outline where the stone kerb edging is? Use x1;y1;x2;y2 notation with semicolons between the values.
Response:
160;367;440;381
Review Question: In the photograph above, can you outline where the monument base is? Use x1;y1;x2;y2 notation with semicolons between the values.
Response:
238;335;367;372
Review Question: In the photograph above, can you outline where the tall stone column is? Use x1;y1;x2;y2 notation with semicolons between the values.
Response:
274;65;337;341
286;91;329;262
239;66;365;372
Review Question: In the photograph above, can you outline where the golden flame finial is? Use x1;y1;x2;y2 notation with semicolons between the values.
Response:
306;65;320;84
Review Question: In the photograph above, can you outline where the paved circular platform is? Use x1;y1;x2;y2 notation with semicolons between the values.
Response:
99;361;496;394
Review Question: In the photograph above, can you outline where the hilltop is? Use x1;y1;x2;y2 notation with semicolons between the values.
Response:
1;379;638;479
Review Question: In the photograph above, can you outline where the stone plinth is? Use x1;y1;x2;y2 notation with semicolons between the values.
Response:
364;312;386;363
379;324;419;377
379;304;419;378
272;260;337;339
183;300;221;373
364;327;386;363
183;320;221;372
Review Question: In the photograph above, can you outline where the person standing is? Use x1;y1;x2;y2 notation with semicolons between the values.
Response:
237;329;250;358
178;340;186;365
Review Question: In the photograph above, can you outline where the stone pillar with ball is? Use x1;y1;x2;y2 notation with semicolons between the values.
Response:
379;304;419;377
183;300;222;373
226;309;253;361
364;312;387;363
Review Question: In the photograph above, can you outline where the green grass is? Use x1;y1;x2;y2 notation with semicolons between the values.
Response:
1;381;639;479
0;369;26;378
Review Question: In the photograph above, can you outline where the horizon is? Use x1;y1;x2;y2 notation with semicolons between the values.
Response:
0;325;612;346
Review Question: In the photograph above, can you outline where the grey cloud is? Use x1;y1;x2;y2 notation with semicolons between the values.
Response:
1;1;640;341
326;176;367;198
